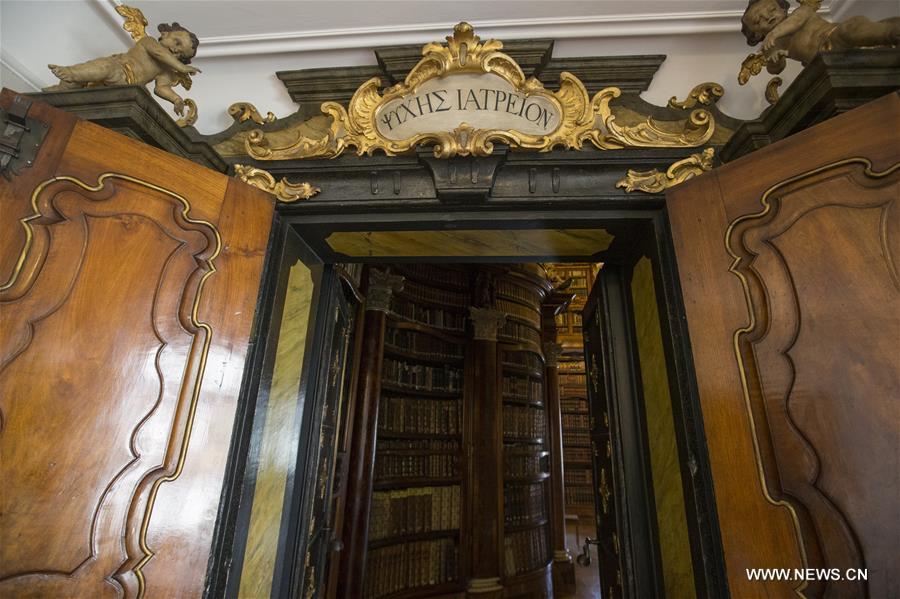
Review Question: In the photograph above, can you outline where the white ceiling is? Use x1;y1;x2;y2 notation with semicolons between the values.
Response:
2;0;897;133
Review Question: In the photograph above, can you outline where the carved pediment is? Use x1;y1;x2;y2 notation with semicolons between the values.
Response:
244;22;717;160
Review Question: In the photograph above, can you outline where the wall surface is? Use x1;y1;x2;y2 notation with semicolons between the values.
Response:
2;0;896;133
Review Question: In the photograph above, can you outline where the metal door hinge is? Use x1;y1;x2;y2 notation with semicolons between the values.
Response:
1;95;50;179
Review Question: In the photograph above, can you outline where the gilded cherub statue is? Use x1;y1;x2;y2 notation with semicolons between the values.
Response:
43;5;200;118
739;0;900;83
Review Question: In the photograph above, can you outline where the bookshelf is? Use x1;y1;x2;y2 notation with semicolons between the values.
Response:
355;264;555;598
364;265;469;599
560;359;594;517
547;263;600;521
498;269;552;585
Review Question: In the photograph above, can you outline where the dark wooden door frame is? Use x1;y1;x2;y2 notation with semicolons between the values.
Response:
207;198;728;599
584;262;665;598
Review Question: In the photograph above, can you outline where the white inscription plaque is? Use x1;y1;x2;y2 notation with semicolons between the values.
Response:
375;73;561;140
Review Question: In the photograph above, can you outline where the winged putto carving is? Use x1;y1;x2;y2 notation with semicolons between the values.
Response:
43;5;201;119
739;0;900;84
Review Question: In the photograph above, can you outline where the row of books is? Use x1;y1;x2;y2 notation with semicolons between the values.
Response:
502;351;543;372
561;398;589;413
390;297;467;332
565;447;591;462
558;360;586;374
394;264;469;289
378;396;461;436
504;453;545;478
503;406;546;439
565;485;595;505
496;299;540;328
364;538;458;598
375;452;459;480
562;413;589;430
384;326;464;361
564;468;593;486
503;526;550;577
504;482;546;527
399;279;470;308
498;320;542;346
369;485;461;540
502;375;543;403
377;439;459;452
382;358;463;393
496;279;541;307
565;431;591;446
560;373;587;386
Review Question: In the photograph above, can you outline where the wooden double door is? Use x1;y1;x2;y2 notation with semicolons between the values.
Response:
1;89;897;598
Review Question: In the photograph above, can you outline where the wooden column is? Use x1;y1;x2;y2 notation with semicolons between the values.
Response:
338;268;404;599
467;307;508;598
543;342;576;592
542;292;576;594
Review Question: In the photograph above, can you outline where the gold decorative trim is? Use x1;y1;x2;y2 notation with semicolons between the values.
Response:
115;4;147;41
724;158;899;598
228;102;276;125
616;148;714;194
175;98;198;127
738;52;767;86
234;164;320;202
0;173;221;599
599;467;611;514
244;22;716;160
765;77;783;106
667;82;724;109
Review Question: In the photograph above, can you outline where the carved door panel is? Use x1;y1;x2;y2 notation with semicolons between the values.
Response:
667;92;899;598
0;90;274;598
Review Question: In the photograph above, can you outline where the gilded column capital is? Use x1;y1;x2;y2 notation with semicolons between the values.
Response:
365;269;404;313
469;307;507;341
543;342;564;368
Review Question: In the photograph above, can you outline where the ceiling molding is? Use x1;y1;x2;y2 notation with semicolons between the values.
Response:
91;0;836;60
1;51;43;91
192;12;762;59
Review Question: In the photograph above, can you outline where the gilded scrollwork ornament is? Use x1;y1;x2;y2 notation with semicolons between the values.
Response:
616;148;715;194
233;164;320;202
765;77;783;105
243;22;717;160
175;98;198;127
228;102;277;125
667;82;725;109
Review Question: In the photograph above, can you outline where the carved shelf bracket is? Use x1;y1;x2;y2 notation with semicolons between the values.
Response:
469;307;507;341
616;147;715;194
366;269;404;313
233;164;320;202
543;342;564;368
